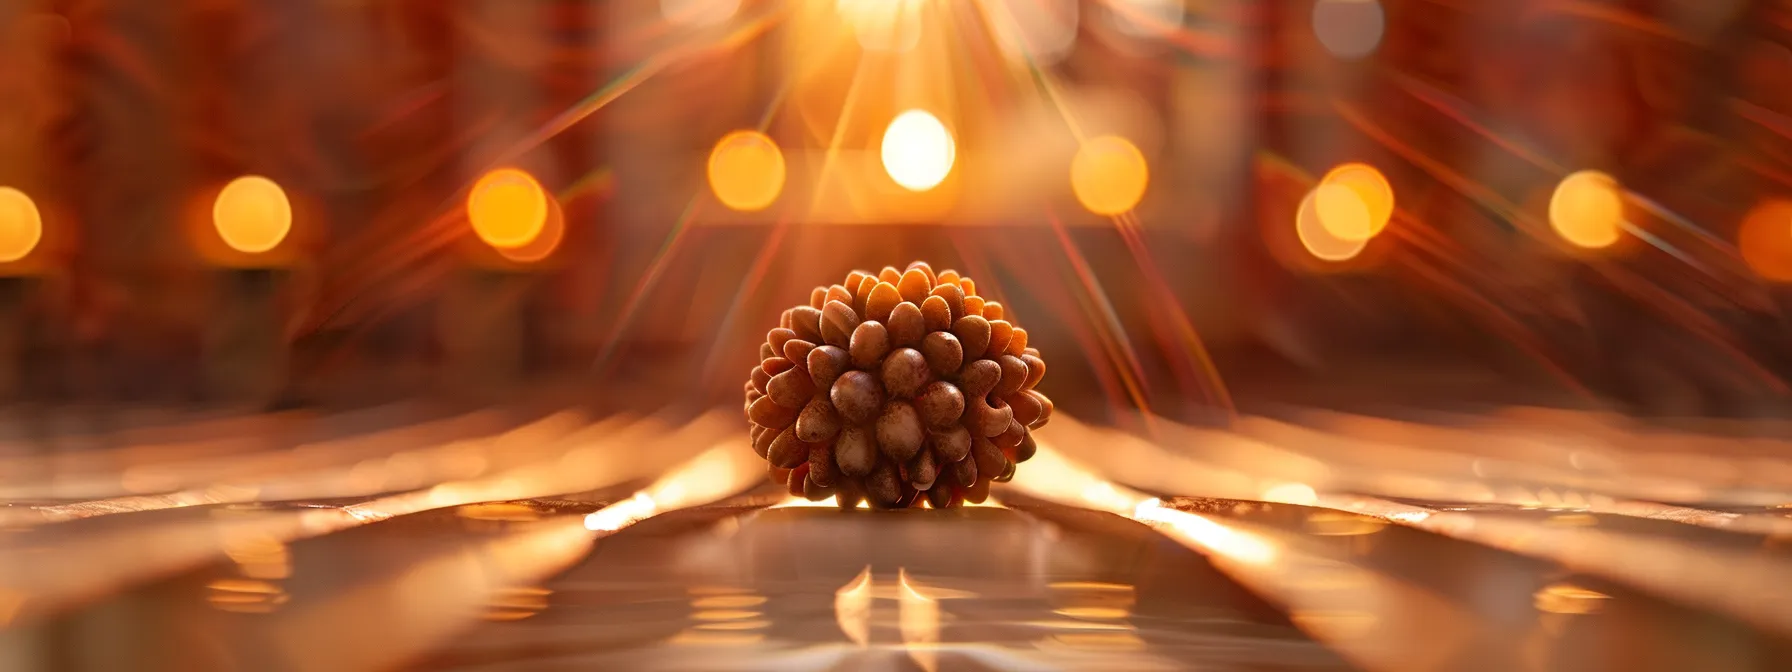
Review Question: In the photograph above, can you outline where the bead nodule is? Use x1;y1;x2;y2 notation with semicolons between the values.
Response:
745;262;1052;509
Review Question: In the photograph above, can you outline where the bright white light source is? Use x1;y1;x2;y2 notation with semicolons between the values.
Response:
1312;0;1385;60
881;110;956;192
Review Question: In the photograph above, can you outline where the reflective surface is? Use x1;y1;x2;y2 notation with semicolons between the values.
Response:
5;401;1792;671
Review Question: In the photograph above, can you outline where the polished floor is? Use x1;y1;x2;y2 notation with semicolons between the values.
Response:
4;396;1792;672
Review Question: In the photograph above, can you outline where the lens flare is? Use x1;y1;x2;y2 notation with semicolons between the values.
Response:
0;187;44;263
881;110;956;193
1320;163;1394;238
1071;135;1149;216
1549;170;1624;250
468;168;549;250
213;176;293;254
707;131;786;212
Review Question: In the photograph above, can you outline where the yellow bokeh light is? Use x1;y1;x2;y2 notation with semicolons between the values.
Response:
496;198;565;265
707;130;787;212
1320;163;1393;238
1071;135;1149;216
1296;187;1368;262
1548;170;1624;250
212;176;293;254
468;168;548;250
1312;183;1373;241
881;110;956;193
0;187;43;263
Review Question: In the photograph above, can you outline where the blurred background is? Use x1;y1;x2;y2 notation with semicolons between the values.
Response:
1;0;1786;423
6;0;1792;670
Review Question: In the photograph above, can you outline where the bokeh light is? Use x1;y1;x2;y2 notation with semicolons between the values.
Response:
1739;199;1792;282
1548;170;1624;250
212;176;293;254
468;168;548;250
707;131;787;212
1312;183;1373;241
1297;187;1369;262
1320;163;1394;238
495;197;566;265
1312;0;1386;60
0;187;44;264
881;110;956;193
1071;135;1149;216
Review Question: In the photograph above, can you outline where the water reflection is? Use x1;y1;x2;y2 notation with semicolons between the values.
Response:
481;586;552;622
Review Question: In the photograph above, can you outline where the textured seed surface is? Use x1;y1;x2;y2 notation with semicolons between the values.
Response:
830;371;884;424
808;345;850;389
768;328;798;354
968;398;1012;437
866;282;901;323
875;401;925;462
821;300;860;348
835;426;877;476
959;359;1002;398
994;419;1027;449
768;428;808;468
749;394;798;428
1021;353;1046;389
972;436;1006;477
915;381;965;427
762;357;793;376
867;460;902;507
790;306;824;343
949;452;977;485
930;423;971;462
905;449;938;491
929;283;965;321
880;348;932;398
767;368;815;408
898;268;933;304
849;321;891;370
746;261;1053;510
920;332;963;376
808;442;838;487
952;315;991;360
995;355;1029;397
1006;391;1042;427
987;320;1014;358
887;302;925;347
783;340;815;370
1006;327;1029;357
753;424;776;458
796;396;841;443
920;295;952;333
